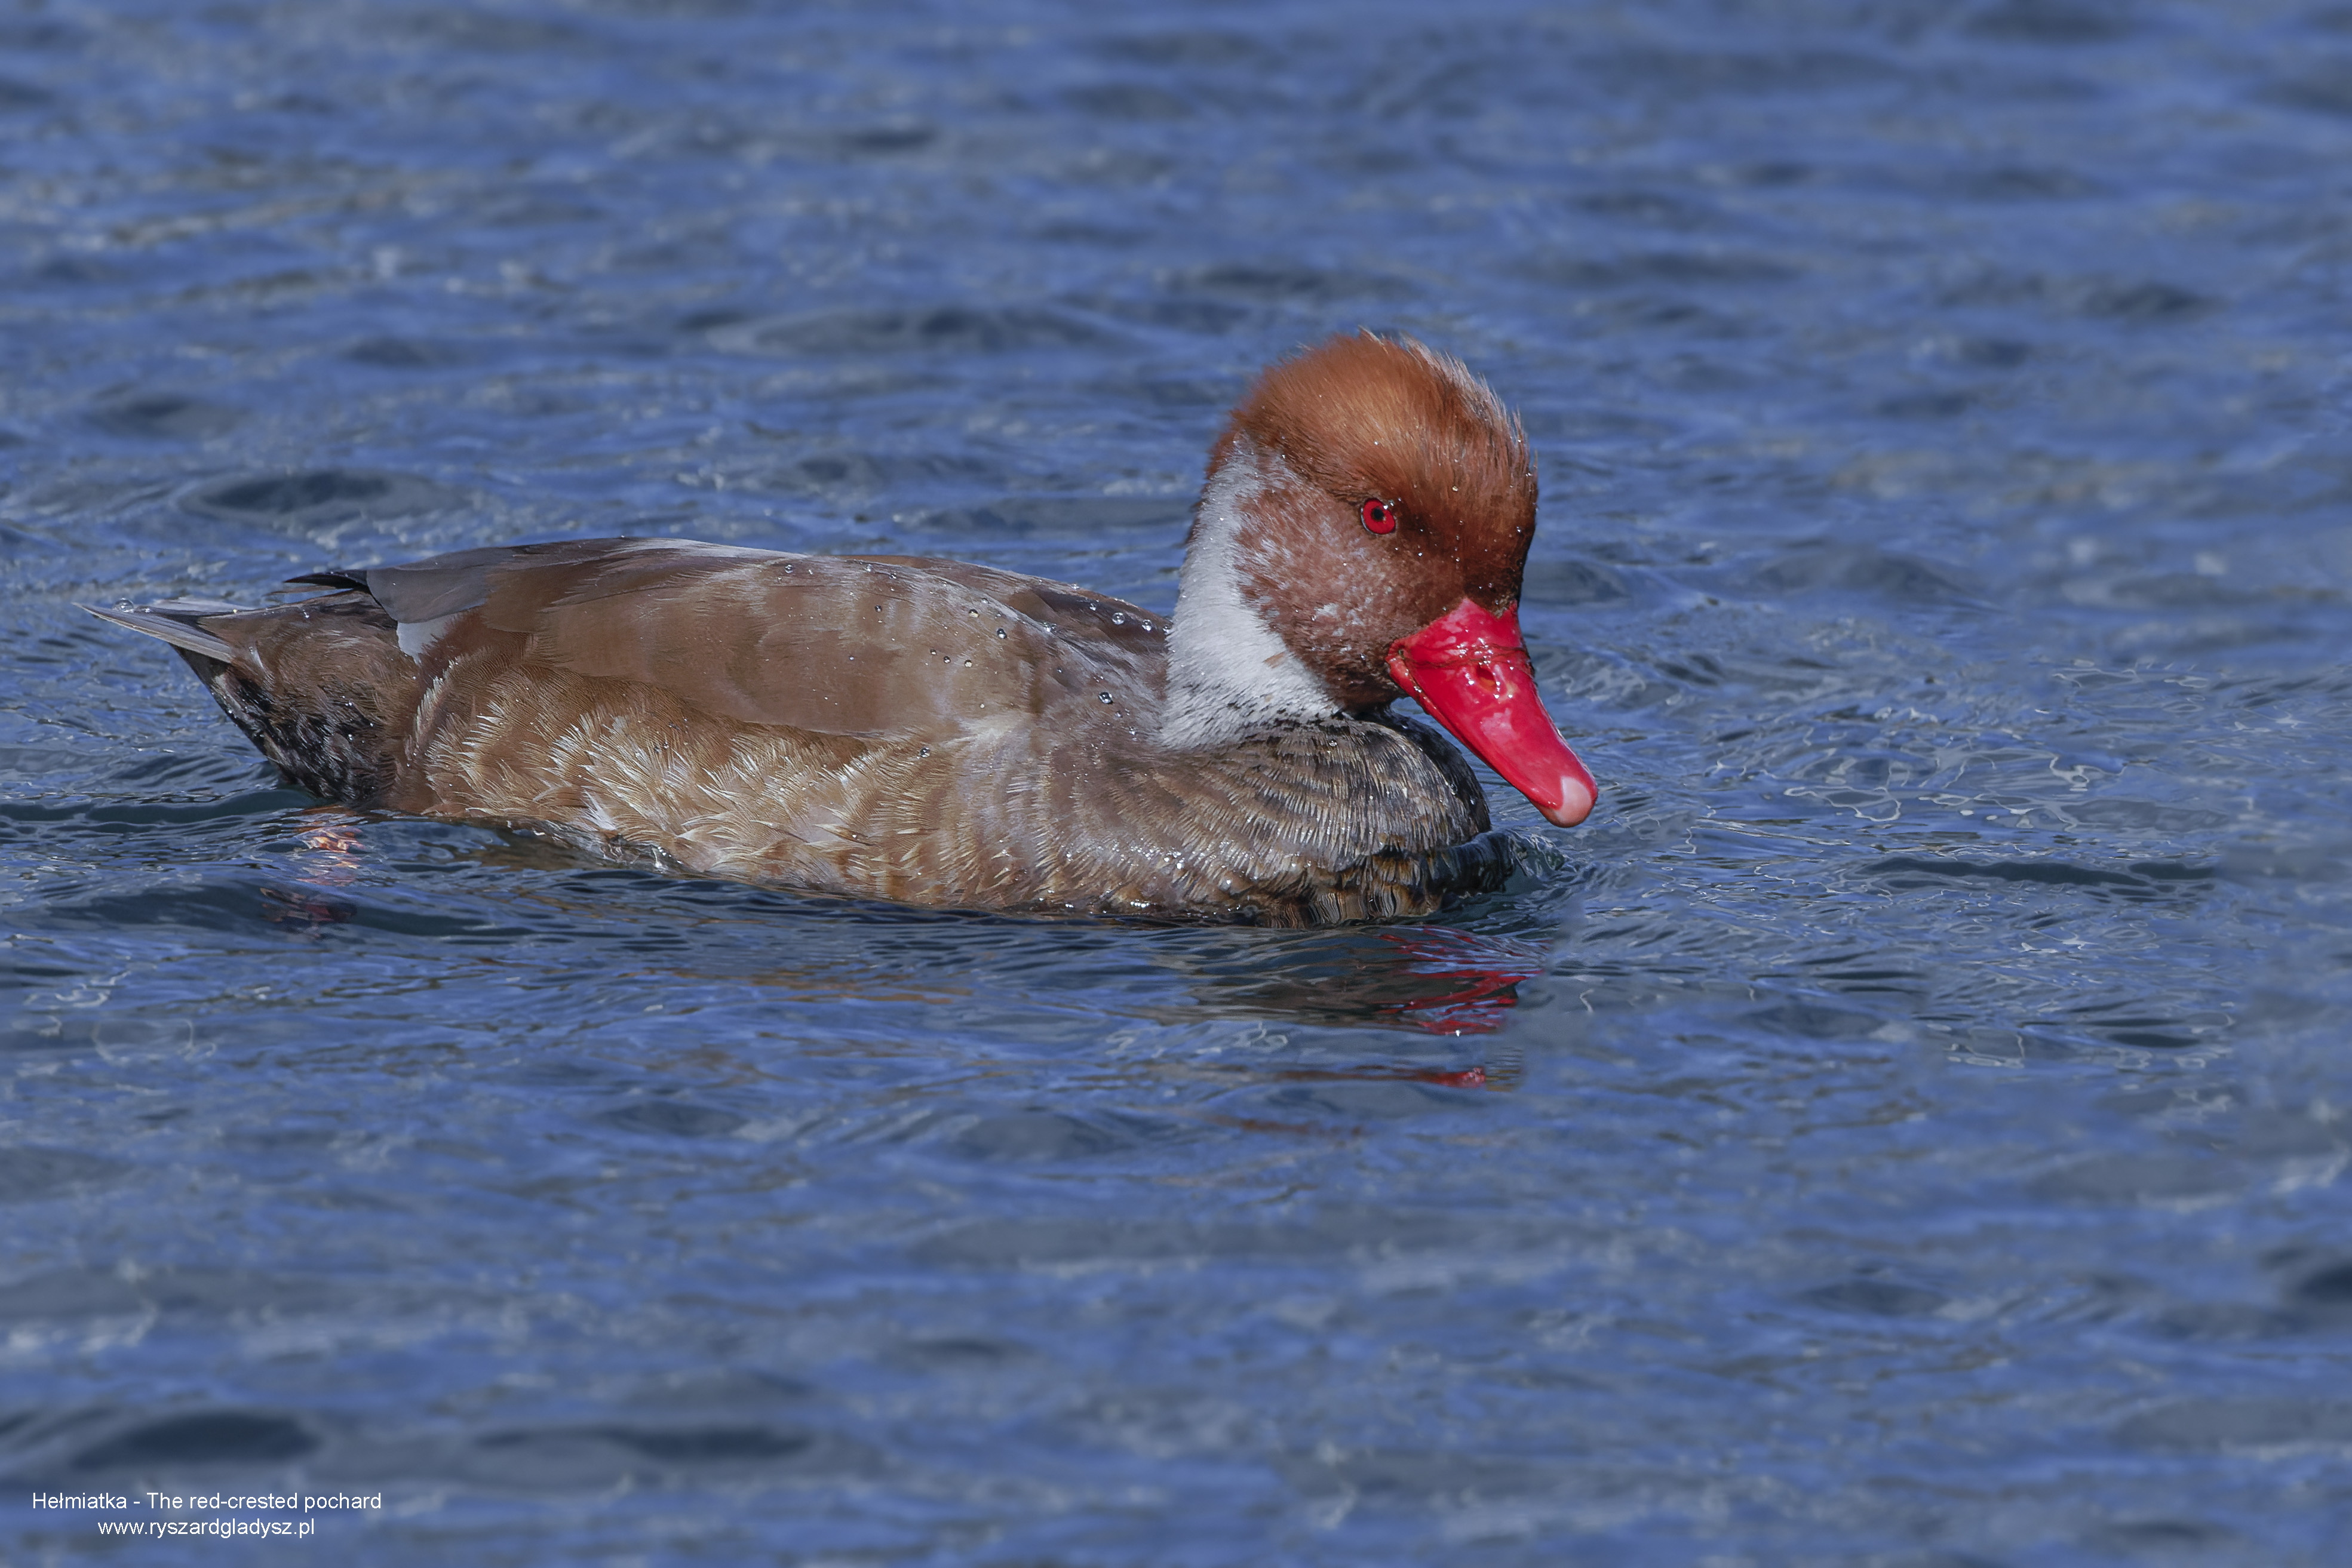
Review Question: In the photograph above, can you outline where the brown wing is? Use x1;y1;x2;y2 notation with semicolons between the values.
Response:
360;539;1166;740
852;555;1169;666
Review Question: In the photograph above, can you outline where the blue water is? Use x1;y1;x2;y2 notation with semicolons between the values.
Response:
5;1;2351;1561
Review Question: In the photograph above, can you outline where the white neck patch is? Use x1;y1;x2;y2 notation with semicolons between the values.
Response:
1160;437;1340;748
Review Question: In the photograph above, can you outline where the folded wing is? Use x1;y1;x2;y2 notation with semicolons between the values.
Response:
315;538;1168;741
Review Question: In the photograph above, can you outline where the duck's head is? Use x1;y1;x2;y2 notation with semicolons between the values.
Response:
1165;331;1595;828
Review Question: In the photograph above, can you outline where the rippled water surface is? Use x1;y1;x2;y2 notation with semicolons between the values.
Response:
6;1;2352;1561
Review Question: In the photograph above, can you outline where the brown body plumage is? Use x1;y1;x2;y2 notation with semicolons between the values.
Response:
87;334;1591;925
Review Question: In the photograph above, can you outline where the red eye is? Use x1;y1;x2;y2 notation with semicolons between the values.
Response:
1360;498;1398;534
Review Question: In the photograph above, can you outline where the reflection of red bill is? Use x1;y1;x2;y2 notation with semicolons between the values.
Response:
1378;928;1546;1038
1389;598;1595;827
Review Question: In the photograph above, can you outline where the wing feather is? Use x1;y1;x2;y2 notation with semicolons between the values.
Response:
357;540;1167;740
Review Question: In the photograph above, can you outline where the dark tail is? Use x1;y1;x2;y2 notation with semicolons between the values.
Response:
82;599;244;675
83;592;416;806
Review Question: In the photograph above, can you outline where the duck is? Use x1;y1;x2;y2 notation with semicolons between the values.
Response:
87;331;1596;926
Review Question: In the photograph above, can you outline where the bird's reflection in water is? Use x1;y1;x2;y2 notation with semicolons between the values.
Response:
259;809;363;934
1249;1047;1524;1094
1171;925;1547;1038
254;822;1545;1089
1375;927;1544;1037
451;828;1552;1040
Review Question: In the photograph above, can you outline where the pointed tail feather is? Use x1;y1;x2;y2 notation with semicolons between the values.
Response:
81;599;248;666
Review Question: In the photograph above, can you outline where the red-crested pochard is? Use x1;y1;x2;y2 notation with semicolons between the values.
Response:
88;332;1595;925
